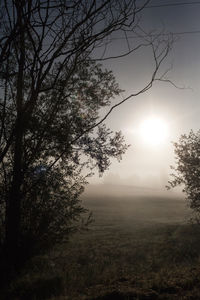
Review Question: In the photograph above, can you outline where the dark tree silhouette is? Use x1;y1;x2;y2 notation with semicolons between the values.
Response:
168;130;200;220
0;0;173;272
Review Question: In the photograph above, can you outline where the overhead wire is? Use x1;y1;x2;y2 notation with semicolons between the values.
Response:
110;30;200;40
144;1;200;9
0;1;200;26
0;1;200;41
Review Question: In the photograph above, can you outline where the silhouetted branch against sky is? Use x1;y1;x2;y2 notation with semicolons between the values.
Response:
0;1;138;153
48;33;174;170
0;0;170;164
0;0;175;194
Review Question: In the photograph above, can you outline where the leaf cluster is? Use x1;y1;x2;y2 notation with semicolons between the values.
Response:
168;130;200;215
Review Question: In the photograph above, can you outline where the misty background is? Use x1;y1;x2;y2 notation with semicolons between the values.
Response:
87;1;200;191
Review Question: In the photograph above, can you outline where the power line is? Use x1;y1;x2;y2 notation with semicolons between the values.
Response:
144;1;200;9
3;1;200;8
0;2;200;30
166;30;200;36
110;30;200;40
0;1;200;25
2;1;200;12
1;29;200;41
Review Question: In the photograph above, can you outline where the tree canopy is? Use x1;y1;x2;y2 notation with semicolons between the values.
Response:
168;130;200;220
0;0;173;272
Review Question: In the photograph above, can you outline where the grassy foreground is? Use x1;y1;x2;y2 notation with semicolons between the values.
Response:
3;191;200;299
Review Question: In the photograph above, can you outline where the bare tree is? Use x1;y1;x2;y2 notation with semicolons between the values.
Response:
0;0;173;272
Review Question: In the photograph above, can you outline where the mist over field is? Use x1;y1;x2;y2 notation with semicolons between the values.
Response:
5;184;200;299
83;183;182;199
82;184;190;227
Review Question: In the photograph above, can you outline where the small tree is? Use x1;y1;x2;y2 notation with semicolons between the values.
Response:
168;130;200;219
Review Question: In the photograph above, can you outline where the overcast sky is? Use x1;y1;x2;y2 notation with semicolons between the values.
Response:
89;0;200;189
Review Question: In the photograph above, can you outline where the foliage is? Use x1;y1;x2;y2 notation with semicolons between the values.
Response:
0;0;173;268
0;57;128;259
168;130;200;218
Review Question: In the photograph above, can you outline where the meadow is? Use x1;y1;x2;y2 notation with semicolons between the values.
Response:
3;186;200;299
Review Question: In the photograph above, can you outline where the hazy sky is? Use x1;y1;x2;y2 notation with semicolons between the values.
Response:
89;1;200;189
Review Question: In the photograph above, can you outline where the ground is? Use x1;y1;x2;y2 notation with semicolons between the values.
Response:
3;188;200;299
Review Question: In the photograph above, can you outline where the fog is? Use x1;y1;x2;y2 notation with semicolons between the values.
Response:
87;1;200;190
83;183;183;200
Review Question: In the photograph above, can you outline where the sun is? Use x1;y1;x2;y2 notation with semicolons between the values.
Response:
139;117;169;147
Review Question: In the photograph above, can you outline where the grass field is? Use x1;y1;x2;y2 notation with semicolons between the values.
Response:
4;187;200;299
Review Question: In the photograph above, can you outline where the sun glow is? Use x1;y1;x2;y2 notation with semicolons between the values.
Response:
139;117;169;147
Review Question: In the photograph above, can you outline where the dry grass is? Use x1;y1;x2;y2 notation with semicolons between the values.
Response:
3;194;200;299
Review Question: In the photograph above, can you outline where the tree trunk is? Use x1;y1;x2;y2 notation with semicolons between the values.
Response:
4;1;25;271
5;117;23;270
